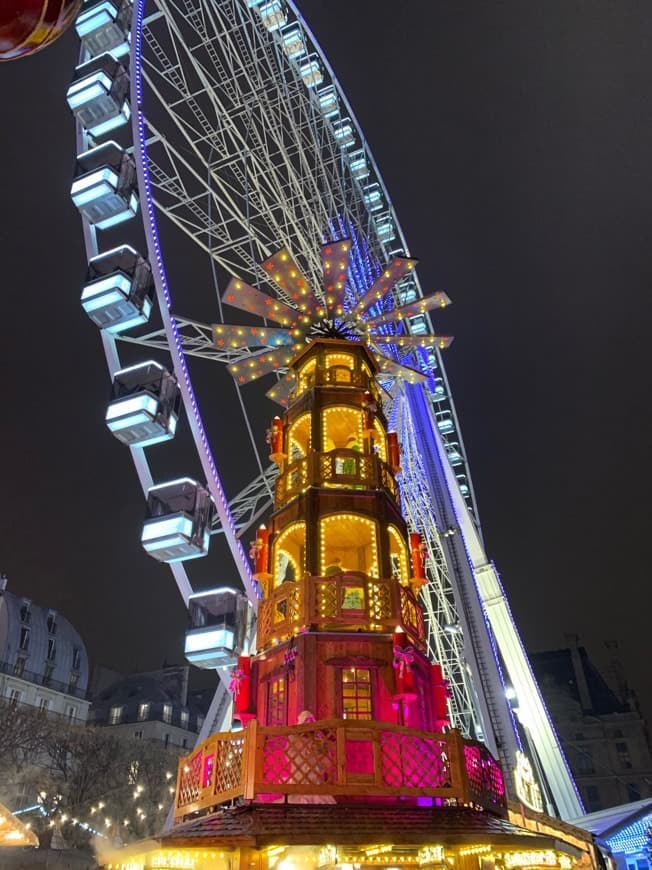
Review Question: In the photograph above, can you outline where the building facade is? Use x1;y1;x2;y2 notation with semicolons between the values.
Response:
0;575;90;722
530;644;652;811
91;665;208;751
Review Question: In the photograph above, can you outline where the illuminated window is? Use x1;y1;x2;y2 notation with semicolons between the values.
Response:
109;705;123;724
162;703;172;724
138;702;150;721
273;522;305;587
180;710;189;728
322;406;363;452
340;667;372;720
287;412;311;461
387;526;409;583
267;676;287;725
297;358;317;393
326;352;355;385
320;514;378;577
373;418;387;462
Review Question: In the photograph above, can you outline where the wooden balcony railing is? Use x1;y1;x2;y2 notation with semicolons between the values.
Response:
174;720;507;823
257;572;426;650
275;449;398;509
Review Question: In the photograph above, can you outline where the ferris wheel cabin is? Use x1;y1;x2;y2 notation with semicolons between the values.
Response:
184;588;252;669
141;479;214;563
67;53;130;138
82;245;154;333
71;141;138;229
105;361;180;447
75;0;131;59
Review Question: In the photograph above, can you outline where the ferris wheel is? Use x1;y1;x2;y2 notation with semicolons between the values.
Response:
67;0;582;819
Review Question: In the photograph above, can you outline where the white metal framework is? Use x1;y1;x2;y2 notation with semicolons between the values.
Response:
70;0;582;818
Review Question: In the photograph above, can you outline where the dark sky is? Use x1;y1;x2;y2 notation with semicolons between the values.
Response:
0;2;650;716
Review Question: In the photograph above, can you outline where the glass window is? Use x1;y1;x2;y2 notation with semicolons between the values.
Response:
20;600;31;623
46;611;57;635
38;697;50;715
297;358;317;393
325;352;355;385
287;413;311;461
66;706;77;721
69;672;79;692
72;647;82;671
109;705;123;725
197;714;204;731
138;703;150;721
267;676;287;726
8;688;22;706
320;513;378;577
162;703;172;723
47;638;56;661
387;526;409;582
43;664;55;686
340;667;372;720
180;710;189;728
372;418;387;462
322;406;363;452
19;627;30;651
14;657;26;677
273;521;305;588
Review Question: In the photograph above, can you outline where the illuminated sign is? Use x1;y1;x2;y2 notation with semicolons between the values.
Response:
418;846;445;865
514;750;544;813
504;852;572;869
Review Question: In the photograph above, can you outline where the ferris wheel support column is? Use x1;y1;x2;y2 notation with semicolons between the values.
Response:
129;0;258;608
408;383;583;819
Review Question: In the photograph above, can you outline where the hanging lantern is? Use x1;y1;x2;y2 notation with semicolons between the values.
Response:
0;0;81;61
387;432;401;472
431;663;451;732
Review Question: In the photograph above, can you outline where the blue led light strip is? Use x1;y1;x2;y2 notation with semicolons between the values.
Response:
131;0;258;606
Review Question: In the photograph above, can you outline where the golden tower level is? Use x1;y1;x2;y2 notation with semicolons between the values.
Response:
102;340;599;870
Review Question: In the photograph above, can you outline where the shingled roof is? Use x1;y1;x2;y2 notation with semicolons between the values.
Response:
158;804;574;851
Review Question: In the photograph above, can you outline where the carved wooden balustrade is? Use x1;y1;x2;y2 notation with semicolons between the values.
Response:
174;720;507;823
275;449;399;509
257;571;426;650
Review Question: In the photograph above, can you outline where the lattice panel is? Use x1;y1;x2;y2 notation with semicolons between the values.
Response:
380;731;451;789
177;749;202;806
368;581;392;621
316;581;338;619
285;728;337;785
272;583;302;627
262;735;293;783
213;735;246;795
464;743;506;810
258;599;274;642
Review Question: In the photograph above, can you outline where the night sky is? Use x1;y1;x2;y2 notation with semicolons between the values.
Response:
0;3;650;717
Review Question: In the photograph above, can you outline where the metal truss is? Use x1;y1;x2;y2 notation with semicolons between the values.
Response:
211;464;277;538
395;391;482;740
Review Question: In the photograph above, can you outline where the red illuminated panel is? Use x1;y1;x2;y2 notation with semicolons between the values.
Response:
372;333;453;351
213;323;301;349
320;239;351;316
372;352;428;384
353;257;418;314
260;248;323;318
222;278;301;327
266;372;297;407
227;347;298;385
363;291;451;329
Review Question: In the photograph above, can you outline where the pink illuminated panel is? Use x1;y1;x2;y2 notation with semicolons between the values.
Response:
261;248;324;318
321;239;351;315
222;278;302;327
228;347;298;384
372;333;453;351
373;353;428;384
364;291;452;329
213;323;300;349
354;257;418;314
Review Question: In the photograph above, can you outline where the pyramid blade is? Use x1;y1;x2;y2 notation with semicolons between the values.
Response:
227;347;299;385
260;248;324;318
222;278;303;327
266;372;297;407
372;351;429;385
213;323;302;349
364;291;451;329
321;239;351;316
353;257;418;314
371;333;454;351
